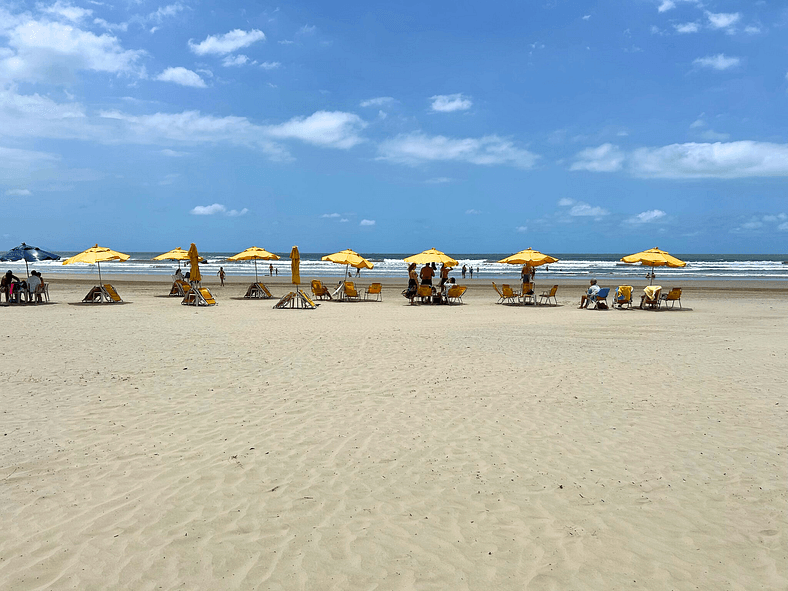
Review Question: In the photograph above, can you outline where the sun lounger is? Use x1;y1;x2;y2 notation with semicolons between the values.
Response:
661;287;682;308
181;286;216;306
170;279;192;297
501;284;521;304
614;285;633;309
244;283;273;299
640;286;662;309
310;280;332;300
82;284;122;303
538;285;558;306
273;290;318;309
592;287;610;309
446;285;466;304
364;282;382;301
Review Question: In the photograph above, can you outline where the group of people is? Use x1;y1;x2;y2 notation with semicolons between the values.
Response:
1;270;46;304
460;264;480;279
404;262;457;304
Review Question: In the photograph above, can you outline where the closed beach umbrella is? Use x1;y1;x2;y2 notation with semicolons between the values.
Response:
228;247;280;283
187;243;202;283
290;246;300;285
62;244;129;284
0;243;60;278
404;248;458;267
153;247;204;269
621;247;686;285
321;248;374;279
497;248;558;267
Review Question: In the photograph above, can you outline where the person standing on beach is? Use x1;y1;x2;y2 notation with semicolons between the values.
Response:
217;267;226;287
468;266;473;279
462;264;467;279
439;263;449;288
420;263;435;286
269;263;273;276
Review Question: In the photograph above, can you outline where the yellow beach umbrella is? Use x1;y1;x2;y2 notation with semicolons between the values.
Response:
322;248;373;278
621;247;686;284
187;243;202;283
62;244;129;284
228;246;280;282
153;247;204;268
290;245;300;285
404;248;458;267
498;247;558;266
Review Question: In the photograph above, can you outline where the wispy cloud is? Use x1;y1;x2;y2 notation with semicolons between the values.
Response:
359;219;375;226
706;11;740;32
265;111;367;149
559;199;609;217
570;143;625;172
360;96;396;108
190;203;248;216
321;213;341;218
425;177;453;184
466;209;481;215
222;54;252;67
5;188;32;196
430;93;472;113
693;54;740;70
626;209;666;224
260;61;281;70
189;29;266;56
155;67;207;88
378;133;538;169
674;22;699;33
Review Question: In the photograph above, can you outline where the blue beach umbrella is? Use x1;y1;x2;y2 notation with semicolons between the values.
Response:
0;243;60;278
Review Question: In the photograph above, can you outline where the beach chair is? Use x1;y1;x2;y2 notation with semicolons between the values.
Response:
82;284;122;303
591;287;610;309
661;287;682;309
521;282;535;305
640;286;662;310
273;290;318;309
538;285;558;306
492;282;505;303
311;280;332;300
342;281;361;301
169;279;192;297
34;282;50;303
182;286;216;306
364;282;382;301
614;285;633;309
244;283;273;299
446;285;466;304
501;284;521;304
416;285;432;304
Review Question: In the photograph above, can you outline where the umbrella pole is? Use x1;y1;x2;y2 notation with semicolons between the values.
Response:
254;259;259;283
25;259;29;280
97;261;102;285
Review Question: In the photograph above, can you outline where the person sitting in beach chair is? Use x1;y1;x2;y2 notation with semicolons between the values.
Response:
579;279;600;309
614;285;633;309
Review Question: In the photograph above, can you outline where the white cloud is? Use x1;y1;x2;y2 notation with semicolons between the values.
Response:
155;67;206;88
744;25;761;35
264;111;366;149
568;202;609;217
627;209;666;224
299;24;316;35
340;218;349;223
5;188;32;196
693;54;740;70
466;209;481;215
582;15;591;20
260;61;280;70
699;129;730;141
148;3;185;24
425;177;453;184
516;226;528;233
222;54;251;67
558;198;574;207
0;17;145;84
40;1;93;22
706;11;740;30
657;0;675;12
158;173;179;185
93;18;128;32
190;203;247;216
430;93;472;113
188;29;265;56
779;222;788;232
573;141;788;179
359;219;375;226
360;96;395;108
161;149;188;157
378;132;538;169
570;143;625;172
674;22;699;33
321;213;341;218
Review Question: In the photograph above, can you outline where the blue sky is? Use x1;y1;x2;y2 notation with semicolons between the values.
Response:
1;0;787;253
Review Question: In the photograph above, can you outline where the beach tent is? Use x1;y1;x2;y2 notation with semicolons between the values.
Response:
321;249;374;299
404;248;458;267
621;247;686;285
0;243;60;278
153;247;205;269
227;246;280;283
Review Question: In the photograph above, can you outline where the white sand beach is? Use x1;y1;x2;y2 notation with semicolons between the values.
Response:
1;276;786;590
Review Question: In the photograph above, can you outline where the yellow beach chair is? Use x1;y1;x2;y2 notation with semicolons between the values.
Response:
614;285;633;309
640;286;662;309
501;284;521;304
446;285;466;304
311;280;332;300
343;281;361;301
182;286;217;306
661;287;682;308
364;282;382;301
492;282;505;303
170;279;192;297
538;285;558;306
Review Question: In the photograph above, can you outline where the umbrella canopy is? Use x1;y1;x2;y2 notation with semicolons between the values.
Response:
153;247;205;266
228;246;280;282
0;243;60;278
498;248;558;266
621;247;686;284
290;245;300;285
62;244;129;284
404;248;458;267
187;243;202;283
321;249;374;269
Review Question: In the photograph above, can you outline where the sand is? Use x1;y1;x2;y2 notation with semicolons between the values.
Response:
1;276;786;590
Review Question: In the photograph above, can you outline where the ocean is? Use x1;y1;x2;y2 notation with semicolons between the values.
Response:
6;252;788;281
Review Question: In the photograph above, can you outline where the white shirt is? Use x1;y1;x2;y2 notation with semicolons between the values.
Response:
27;275;42;293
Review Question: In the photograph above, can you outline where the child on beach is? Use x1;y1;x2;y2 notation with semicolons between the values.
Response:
217;267;226;287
